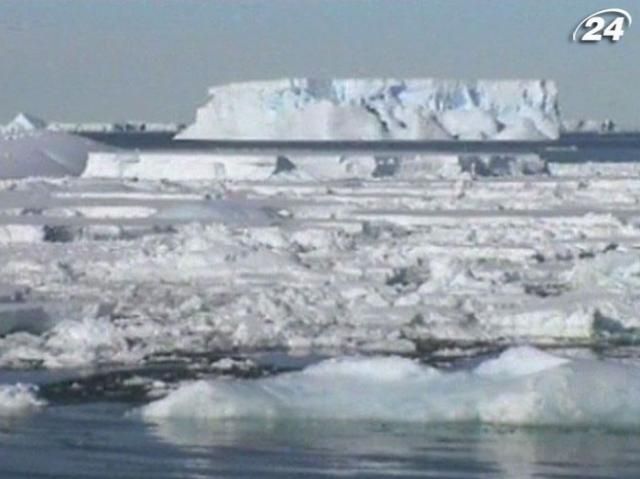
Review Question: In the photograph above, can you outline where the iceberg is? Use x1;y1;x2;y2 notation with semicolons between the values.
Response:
178;78;561;140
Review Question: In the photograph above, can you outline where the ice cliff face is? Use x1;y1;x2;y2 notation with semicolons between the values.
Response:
178;78;561;140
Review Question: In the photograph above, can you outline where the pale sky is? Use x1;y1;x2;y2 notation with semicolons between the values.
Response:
0;0;638;126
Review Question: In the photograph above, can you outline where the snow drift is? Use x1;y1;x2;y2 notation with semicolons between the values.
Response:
142;346;640;428
178;78;561;140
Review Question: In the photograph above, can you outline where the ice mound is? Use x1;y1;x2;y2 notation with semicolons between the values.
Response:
0;317;139;369
178;78;561;140
474;346;570;377
0;127;107;179
39;317;135;368
0;383;44;416
142;347;640;428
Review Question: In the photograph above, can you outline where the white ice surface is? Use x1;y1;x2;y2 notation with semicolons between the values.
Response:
0;129;106;179
178;78;561;140
83;152;278;181
493;118;549;140
438;109;498;139
142;346;640;427
83;151;550;181
2;160;640;368
0;383;43;416
153;200;275;226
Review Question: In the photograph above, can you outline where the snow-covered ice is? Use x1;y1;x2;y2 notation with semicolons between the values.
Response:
0;114;108;179
0;383;44;416
84;151;548;181
83;152;280;181
1;80;640;373
2;162;640;368
141;346;640;427
178;79;561;140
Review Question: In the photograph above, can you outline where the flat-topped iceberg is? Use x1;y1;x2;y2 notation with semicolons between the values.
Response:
178;78;561;140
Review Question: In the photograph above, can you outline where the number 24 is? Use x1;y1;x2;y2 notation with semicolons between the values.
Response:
582;16;626;42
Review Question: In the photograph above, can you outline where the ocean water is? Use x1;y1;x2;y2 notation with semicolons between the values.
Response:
2;402;640;478
2;348;640;478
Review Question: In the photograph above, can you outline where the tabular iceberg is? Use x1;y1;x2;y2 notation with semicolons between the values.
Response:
178;78;562;140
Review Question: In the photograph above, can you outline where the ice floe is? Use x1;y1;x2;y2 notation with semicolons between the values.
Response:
0;383;44;416
141;346;640;427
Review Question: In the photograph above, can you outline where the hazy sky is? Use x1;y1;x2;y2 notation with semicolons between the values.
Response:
0;0;638;126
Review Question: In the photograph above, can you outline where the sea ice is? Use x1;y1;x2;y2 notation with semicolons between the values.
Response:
141;346;640;427
0;383;44;416
153;200;277;226
0;126;106;179
83;152;279;181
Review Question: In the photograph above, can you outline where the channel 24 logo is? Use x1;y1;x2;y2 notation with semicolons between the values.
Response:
573;8;632;42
